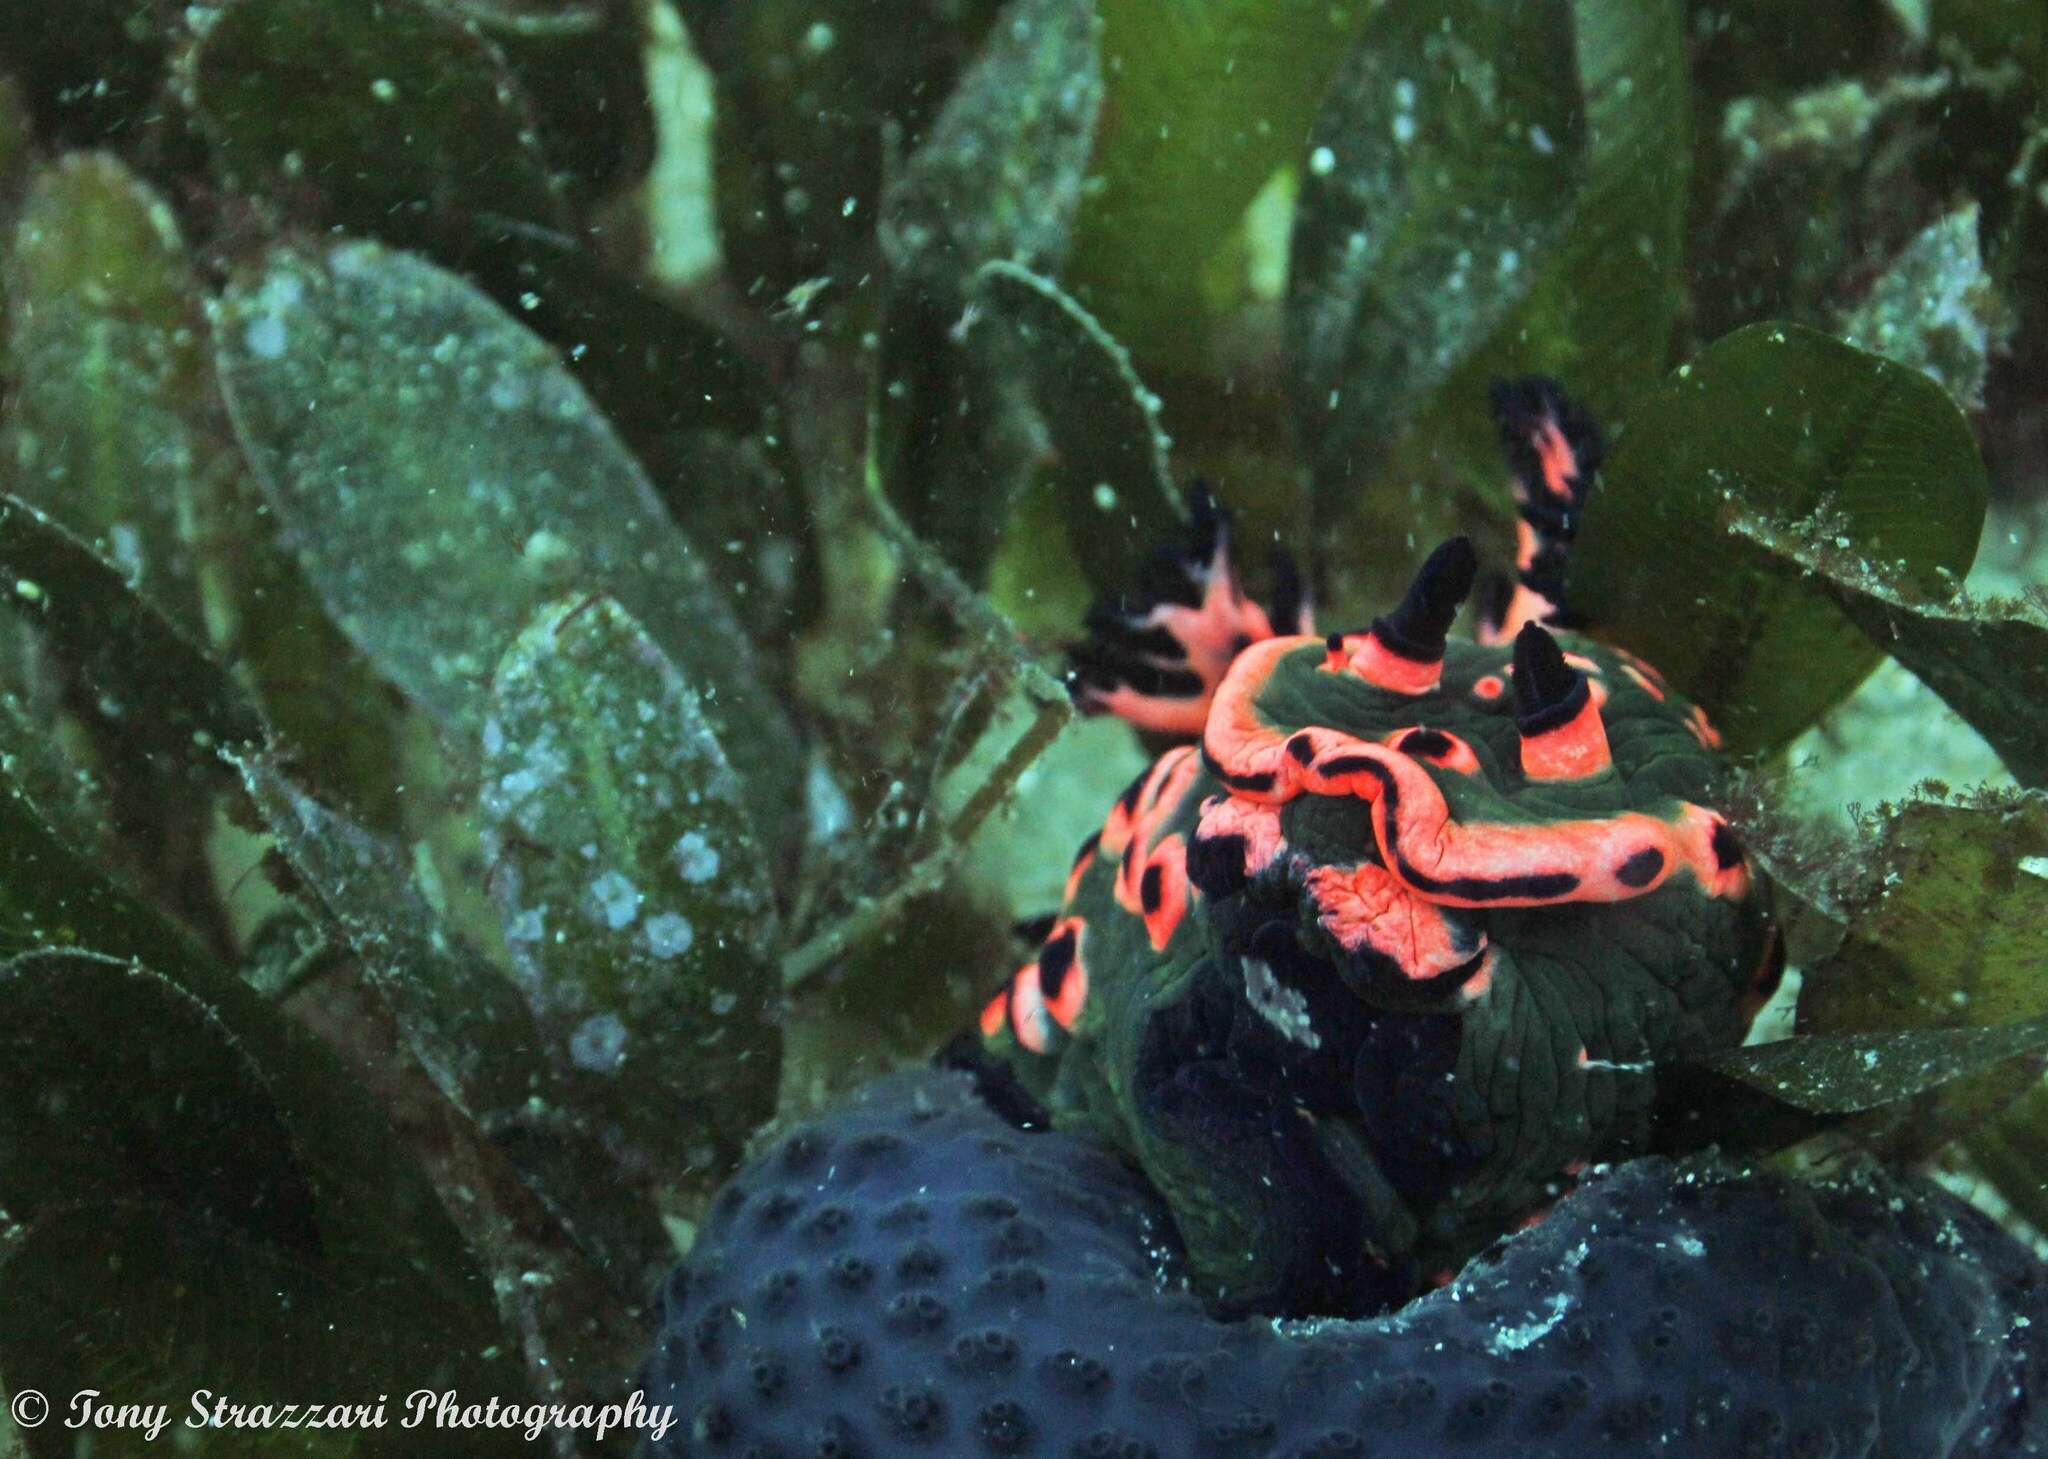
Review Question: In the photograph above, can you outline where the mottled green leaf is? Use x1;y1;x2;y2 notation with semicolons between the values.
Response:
4;154;221;632
879;0;1101;296
1799;792;2048;1037
1064;1;1375;366
235;751;553;1122
1706;1019;2048;1117
214;239;800;826
1286;0;1586;523
180;0;565;245
1838;204;2004;410
0;493;263;771
0;953;316;1248
974;260;1182;595
1703;791;2048;1142
1573;322;1987;753
1736;513;2048;787
234;749;675;1286
480;595;781;1175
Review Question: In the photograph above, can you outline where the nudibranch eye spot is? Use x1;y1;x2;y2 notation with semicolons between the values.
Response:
978;376;1776;1317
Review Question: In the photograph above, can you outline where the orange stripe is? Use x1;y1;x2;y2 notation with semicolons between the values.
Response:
1519;694;1612;782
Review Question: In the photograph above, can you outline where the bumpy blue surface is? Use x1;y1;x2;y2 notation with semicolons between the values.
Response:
641;1071;2047;1457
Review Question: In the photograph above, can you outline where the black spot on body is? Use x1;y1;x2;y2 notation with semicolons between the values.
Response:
1712;819;1746;870
1187;832;1250;899
1039;929;1078;1002
1140;864;1164;914
1287;734;1316;764
1616;848;1665;888
1399;728;1453;758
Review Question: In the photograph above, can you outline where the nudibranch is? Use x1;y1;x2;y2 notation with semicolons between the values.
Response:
976;379;1782;1314
641;381;2048;1459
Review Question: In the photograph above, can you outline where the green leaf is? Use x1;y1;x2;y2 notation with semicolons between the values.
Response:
0;1203;517;1458
0;950;526;1450
1705;1017;2048;1116
974;260;1183;595
480;594;782;1175
234;751;555;1123
677;0;1004;297
1837;203;2004;411
1735;513;2048;787
1063;1;1376;366
1572;322;1988;753
0;493;265;772
0;953;315;1247
0;1;167;146
1286;0;1587;525
180;0;565;246
214;239;800;828
3;154;225;633
234;749;677;1286
878;0;1101;296
1798;792;2048;1038
1704;790;2048;1145
0;762;215;977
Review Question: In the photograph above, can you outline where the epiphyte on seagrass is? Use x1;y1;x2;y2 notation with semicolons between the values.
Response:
642;1071;2048;1459
976;378;1784;1315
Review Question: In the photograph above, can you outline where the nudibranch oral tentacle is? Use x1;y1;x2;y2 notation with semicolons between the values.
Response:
1066;485;1311;736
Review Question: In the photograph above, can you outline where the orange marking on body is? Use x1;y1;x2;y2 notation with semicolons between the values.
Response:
1139;837;1189;950
1686;704;1723;750
1101;745;1198;857
1194;794;1287;879
1534;420;1578;499
1472;674;1506;700
1206;668;1745;910
1301;862;1487;981
1203;635;1320;801
1621;662;1667;701
1617;650;1667;693
1511;1202;1553;1233
1513;519;1541;572
1063;846;1097;906
1040;917;1090;1030
1081;684;1209;738
1519;694;1612;782
1008;963;1053;1054
1458;949;1495;1004
1344;633;1441;695
979;988;1009;1040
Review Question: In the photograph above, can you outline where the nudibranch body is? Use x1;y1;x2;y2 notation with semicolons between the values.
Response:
975;380;1782;1315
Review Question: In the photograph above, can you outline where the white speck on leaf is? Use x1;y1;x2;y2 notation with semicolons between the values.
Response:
589;870;641;929
645;912;695;958
673;831;720;883
569;1012;628;1072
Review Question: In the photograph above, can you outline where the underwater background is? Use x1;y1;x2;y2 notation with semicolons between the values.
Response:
0;0;2045;1453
